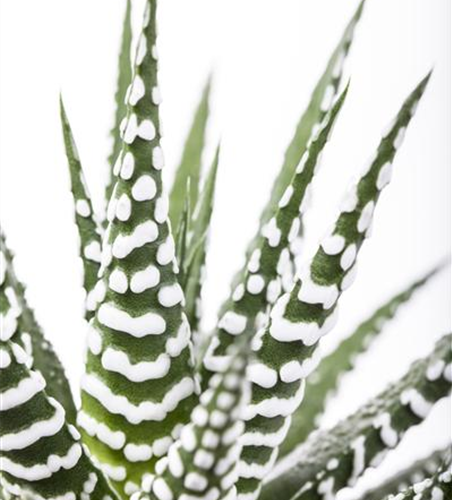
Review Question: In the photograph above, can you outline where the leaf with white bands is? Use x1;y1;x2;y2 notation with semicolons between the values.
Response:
135;347;248;500
106;0;134;206
202;85;350;391
260;334;452;500
380;454;452;500
60;98;103;320
279;264;443;458
0;340;118;500
81;1;197;496
235;74;431;500
0;233;77;423
169;77;211;229
358;447;448;500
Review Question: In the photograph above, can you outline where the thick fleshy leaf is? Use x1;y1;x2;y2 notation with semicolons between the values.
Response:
0;339;118;499
258;0;365;231
169;77;211;229
234;74;431;500
184;147;220;338
106;0;134;206
202;86;350;392
60;97;103;320
279;264;443;458
260;334;452;500
136;346;249;500
379;454;452;500
359;447;448;500
80;1;197;496
0;233;77;423
175;181;191;285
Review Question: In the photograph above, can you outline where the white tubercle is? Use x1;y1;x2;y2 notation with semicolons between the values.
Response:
262;218;281;248
357;201;375;233
322;234;345;255
157;236;175;265
166;319;190;357
377;162;393;190
132;175;157;202
426;360;445;381
109;268;128;294
400;388;433;418
120;152;135;180
0;251;6;286
112;221;158;259
153;146;165;170
340;187;358;213
348;435;366;486
101;348;171;382
373;412;398;448
298;273;339;309
247;249;261;273
76;199;91;218
130;264;160;293
129;75;145;106
138;120;156;141
266;279;281;304
288;218;301;243
340;244;357;271
116;193;132;222
233;284;245;302
393;126;406;149
136;34;147;65
124;443;153;462
1;371;46;411
238;448;278;481
320;84;335;112
247;363;277;389
152;86;162;105
82;373;195;424
158;284;184;308
219;311;247;335
98;302;166;337
279;186;293;208
84;241;102;263
123;114;138;144
87;324;103;355
247;275;265;295
279;354;320;383
155;196;169;224
77;411;125;450
241;417;291;448
0;348;11;369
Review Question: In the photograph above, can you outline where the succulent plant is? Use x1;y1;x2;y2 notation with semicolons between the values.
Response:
0;1;450;500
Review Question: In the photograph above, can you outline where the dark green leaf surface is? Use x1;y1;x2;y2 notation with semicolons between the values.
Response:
106;0;134;206
279;265;443;458
169;77;211;229
60;98;103;321
260;334;452;500
0;233;77;423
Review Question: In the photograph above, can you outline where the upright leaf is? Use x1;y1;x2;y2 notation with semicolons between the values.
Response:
60;97;103;320
80;2;198;496
235;74;431;500
260;334;452;500
0;339;118;499
174;181;191;284
136;346;249;500
184;147;220;337
359;447;448;500
202;86;350;391
106;0;134;205
259;0;365;229
279;264;443;457
0;233;77;423
169;77;211;229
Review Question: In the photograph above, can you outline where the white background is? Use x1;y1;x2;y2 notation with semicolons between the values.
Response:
0;0;450;497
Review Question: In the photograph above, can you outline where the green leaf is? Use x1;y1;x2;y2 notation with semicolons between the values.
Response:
169;77;211;229
106;0;134;206
234;74;431;500
358;447;448;500
60;97;103;321
80;2;197;496
184;147;220;336
258;0;365;230
202;86;350;392
0;339;118;499
138;345;249;500
0;232;77;423
279;264;443;458
260;334;452;500
175;180;192;285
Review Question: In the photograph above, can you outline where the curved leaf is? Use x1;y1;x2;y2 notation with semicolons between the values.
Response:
279;264;443;458
260;334;451;500
0;232;77;423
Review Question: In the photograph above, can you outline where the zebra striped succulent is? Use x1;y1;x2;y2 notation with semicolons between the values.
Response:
0;1;450;500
